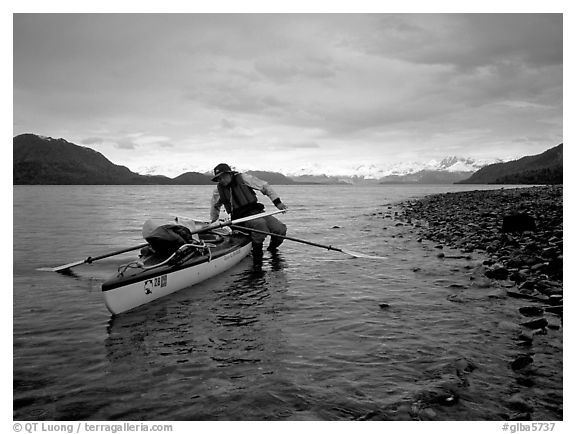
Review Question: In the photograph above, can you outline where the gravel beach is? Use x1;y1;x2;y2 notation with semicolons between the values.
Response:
392;185;563;420
399;186;563;306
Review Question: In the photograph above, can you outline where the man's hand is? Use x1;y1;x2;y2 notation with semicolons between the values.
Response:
272;197;287;211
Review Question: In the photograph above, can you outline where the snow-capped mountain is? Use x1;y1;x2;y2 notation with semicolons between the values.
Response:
433;156;503;172
286;156;504;182
135;156;505;184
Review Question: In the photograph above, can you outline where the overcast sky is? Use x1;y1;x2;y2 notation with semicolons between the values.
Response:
13;13;563;176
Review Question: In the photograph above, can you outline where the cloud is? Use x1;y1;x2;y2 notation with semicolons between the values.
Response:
220;118;236;130
110;134;175;150
12;14;563;175
254;54;336;83
114;138;138;150
288;141;320;149
273;141;320;149
81;137;105;145
355;14;562;70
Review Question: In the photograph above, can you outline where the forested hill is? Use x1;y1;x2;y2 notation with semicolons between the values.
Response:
458;144;563;184
13;134;209;185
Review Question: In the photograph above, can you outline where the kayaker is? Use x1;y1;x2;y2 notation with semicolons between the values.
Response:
210;163;288;260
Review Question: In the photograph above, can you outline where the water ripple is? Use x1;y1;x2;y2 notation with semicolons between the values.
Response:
13;185;562;420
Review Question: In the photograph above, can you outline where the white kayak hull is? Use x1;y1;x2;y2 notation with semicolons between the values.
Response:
102;235;252;315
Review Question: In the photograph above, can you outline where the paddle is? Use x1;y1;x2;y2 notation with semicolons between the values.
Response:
39;209;287;273
37;243;150;273
230;225;387;259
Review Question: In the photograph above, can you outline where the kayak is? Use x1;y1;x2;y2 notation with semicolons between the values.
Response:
101;229;252;315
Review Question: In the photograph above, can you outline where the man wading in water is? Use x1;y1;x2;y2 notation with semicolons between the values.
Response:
210;163;288;261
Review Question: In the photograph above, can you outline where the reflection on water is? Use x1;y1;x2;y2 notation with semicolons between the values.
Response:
101;253;293;420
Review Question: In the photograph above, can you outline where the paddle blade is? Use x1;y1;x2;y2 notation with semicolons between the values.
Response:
37;259;86;272
340;249;388;260
170;214;209;225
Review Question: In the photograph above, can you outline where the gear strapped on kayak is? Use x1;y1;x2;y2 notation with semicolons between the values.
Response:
116;220;229;276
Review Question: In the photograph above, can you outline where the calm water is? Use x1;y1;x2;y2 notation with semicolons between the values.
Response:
13;185;562;420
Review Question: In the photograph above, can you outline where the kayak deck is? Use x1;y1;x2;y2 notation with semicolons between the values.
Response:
101;231;252;314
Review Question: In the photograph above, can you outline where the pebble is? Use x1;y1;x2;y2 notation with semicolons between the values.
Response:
547;317;562;330
486;265;509;280
506;394;534;413
545;305;563;316
420;408;437;420
547;295;563;305
516;376;535;388
509;412;532;421
519;306;544;317
520;318;548;330
511;355;534;371
515;331;534;344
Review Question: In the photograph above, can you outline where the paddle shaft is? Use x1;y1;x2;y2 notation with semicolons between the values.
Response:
230;225;346;253
48;243;150;271
87;243;150;262
198;208;285;234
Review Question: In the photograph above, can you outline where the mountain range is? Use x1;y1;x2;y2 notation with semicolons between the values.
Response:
13;134;562;185
283;157;504;185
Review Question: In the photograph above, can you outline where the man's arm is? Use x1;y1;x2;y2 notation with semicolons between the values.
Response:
210;188;223;222
240;173;287;209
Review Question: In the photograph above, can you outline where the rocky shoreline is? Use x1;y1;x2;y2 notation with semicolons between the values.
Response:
398;186;563;307
390;185;563;420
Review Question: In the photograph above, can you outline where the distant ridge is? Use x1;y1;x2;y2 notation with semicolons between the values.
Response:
12;134;311;185
13;133;562;186
172;172;213;185
379;170;476;184
289;174;350;185
245;171;298;185
13;134;211;185
458;144;563;184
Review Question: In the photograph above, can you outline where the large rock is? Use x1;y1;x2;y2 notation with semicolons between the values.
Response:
502;213;537;233
485;264;509;280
